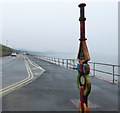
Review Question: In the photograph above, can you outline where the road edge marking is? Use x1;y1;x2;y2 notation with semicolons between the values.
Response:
0;57;33;94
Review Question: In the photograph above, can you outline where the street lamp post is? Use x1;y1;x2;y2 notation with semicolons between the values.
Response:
6;40;8;47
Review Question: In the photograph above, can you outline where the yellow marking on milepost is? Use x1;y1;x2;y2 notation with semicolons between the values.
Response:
0;57;34;94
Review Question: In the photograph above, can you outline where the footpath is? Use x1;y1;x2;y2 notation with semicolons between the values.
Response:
2;55;118;111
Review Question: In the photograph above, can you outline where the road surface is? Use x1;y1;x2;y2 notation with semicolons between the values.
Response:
1;55;118;111
2;55;28;88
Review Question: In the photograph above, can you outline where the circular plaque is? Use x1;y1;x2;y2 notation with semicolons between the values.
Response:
80;75;85;85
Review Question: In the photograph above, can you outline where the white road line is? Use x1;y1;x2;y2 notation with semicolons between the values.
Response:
26;56;45;78
26;56;45;72
31;67;38;70
34;73;40;75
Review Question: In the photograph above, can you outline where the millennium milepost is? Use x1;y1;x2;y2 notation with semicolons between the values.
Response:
77;3;91;113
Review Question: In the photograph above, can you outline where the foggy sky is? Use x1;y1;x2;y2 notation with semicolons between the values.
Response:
1;1;118;56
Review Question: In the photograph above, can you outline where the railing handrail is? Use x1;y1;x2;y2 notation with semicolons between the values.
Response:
36;55;119;68
89;61;119;67
33;55;119;83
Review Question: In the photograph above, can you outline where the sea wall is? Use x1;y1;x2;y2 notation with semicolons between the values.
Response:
0;44;14;57
0;51;12;57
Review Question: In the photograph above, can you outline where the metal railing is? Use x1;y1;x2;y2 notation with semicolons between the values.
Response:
89;62;119;83
34;55;120;84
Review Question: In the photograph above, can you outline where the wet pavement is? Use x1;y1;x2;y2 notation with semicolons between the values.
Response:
2;55;118;111
2;55;28;88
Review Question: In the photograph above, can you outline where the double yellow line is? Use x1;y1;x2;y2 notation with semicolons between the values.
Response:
0;57;34;95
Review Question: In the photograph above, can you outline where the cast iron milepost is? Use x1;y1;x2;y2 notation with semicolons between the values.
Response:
77;3;91;113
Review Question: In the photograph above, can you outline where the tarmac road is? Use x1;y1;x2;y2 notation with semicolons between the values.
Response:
2;55;118;111
2;55;28;88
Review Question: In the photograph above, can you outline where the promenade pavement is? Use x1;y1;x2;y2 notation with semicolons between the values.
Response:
2;55;118;111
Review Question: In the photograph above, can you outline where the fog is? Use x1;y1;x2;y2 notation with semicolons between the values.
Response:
1;0;118;58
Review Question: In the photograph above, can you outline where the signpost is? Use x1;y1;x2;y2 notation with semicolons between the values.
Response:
77;3;91;113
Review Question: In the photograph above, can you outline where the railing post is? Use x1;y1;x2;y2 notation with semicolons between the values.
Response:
60;59;62;66
58;58;59;65
52;58;53;63
113;65;115;83
62;59;64;66
70;59;72;68
93;63;95;77
66;59;68;68
51;58;52;63
52;58;54;63
59;59;61;66
55;58;56;64
56;58;57;64
72;59;75;69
